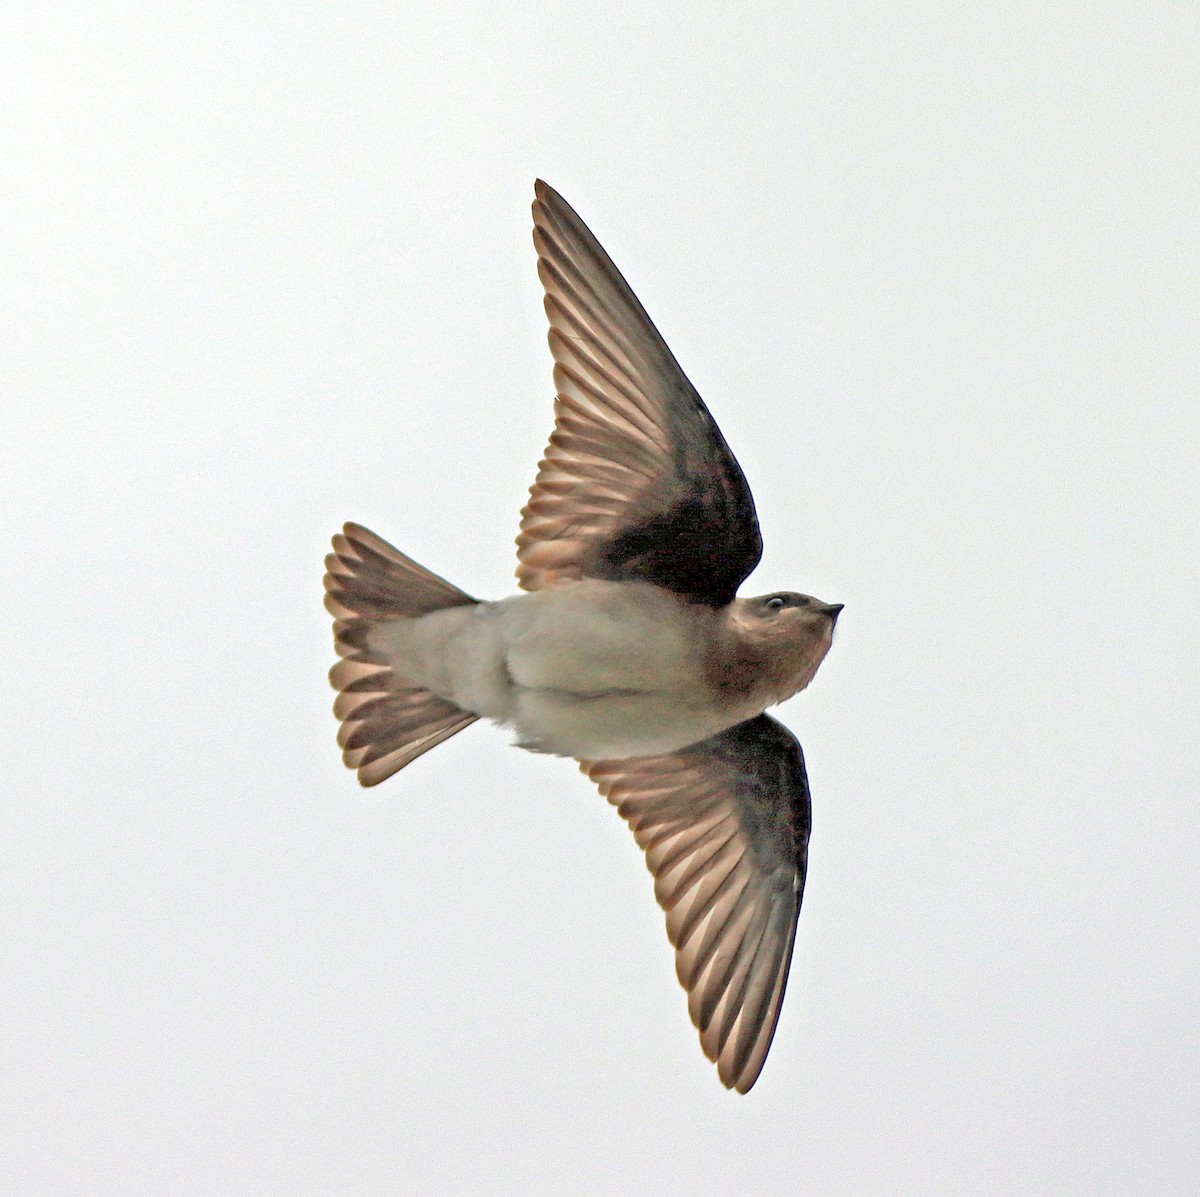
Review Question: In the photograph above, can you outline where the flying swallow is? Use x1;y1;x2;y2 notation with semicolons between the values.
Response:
325;180;842;1092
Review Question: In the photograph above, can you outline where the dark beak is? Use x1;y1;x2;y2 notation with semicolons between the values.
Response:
818;603;844;625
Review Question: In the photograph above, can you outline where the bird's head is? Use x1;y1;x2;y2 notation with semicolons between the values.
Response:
729;592;843;703
745;591;842;632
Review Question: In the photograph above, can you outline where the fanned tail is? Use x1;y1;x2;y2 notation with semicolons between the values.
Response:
324;523;480;786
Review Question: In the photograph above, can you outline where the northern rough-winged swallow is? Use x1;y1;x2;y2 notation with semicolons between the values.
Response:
325;181;842;1093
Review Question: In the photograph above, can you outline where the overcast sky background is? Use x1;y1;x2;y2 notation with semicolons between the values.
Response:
4;4;1198;1194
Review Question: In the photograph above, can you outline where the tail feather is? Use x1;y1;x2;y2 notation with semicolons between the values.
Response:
324;522;476;619
325;523;480;787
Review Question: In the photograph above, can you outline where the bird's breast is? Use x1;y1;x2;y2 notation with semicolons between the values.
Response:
497;579;714;698
492;579;751;758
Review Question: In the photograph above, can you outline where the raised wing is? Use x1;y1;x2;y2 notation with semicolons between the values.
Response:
581;714;811;1092
517;180;762;607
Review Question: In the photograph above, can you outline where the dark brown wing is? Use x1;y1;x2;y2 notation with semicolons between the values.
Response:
581;714;811;1092
517;180;762;607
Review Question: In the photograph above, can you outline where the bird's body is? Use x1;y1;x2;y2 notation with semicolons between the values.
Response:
368;578;836;759
325;180;842;1092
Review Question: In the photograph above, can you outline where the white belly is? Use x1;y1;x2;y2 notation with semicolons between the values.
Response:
369;579;737;758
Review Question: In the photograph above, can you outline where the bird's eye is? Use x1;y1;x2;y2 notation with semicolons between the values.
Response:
766;596;786;611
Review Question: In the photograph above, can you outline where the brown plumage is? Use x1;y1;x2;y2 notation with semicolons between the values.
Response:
325;524;479;786
324;181;842;1092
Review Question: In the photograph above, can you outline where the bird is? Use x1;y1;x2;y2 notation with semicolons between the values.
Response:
324;180;842;1093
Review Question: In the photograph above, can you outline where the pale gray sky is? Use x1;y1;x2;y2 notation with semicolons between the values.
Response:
4;4;1198;1194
